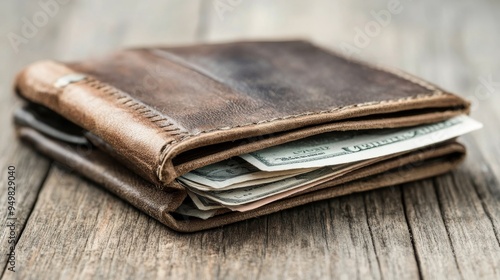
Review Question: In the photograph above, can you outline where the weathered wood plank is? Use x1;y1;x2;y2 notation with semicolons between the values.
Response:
3;165;405;279
2;167;168;279
0;0;64;273
1;0;500;279
402;180;463;279
324;195;382;279
363;187;420;279
7;164;500;279
433;169;500;279
0;143;51;274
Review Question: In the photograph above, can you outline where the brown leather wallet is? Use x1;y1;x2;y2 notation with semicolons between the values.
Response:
13;40;470;232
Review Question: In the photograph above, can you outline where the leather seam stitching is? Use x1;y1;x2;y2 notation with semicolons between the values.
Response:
149;46;443;141
182;91;444;138
76;77;187;184
156;90;445;183
47;58;445;184
81;77;190;138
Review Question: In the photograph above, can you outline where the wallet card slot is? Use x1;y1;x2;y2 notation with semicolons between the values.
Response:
14;103;89;145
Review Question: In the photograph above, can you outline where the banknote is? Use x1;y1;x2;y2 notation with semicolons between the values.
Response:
175;202;218;220
185;156;383;211
178;174;295;191
187;167;336;206
240;115;482;171
185;158;378;207
187;191;222;211
186;190;224;210
180;157;316;189
179;114;482;214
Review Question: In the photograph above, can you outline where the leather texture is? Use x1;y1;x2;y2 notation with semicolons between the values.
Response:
13;40;471;231
15;41;470;187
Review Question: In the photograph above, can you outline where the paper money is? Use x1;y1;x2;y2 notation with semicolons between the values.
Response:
187;191;222;211
184;156;383;211
187;168;336;206
186;190;224;210
176;115;483;215
240;115;482;171
180;157;315;189
185;156;383;207
175;203;218;220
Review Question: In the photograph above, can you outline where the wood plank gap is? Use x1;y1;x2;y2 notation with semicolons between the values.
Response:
400;186;424;280
320;204;332;252
432;178;464;280
215;228;225;279
460;173;500;248
255;217;269;280
363;193;384;279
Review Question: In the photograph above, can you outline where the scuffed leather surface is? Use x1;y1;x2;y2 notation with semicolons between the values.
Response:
15;41;470;187
17;126;186;217
15;62;176;185
69;41;467;134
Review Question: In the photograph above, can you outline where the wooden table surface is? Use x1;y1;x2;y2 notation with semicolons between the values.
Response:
1;0;499;279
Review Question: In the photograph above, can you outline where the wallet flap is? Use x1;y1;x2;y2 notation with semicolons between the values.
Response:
15;41;470;187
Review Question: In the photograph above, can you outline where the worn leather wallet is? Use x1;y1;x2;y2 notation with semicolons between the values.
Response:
13;41;470;232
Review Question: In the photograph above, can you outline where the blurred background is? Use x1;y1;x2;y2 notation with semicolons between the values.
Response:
2;0;499;89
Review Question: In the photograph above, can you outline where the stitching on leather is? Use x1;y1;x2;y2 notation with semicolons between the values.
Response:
78;77;191;184
82;77;189;138
184;91;444;138
155;89;446;183
57;51;449;183
150;45;443;143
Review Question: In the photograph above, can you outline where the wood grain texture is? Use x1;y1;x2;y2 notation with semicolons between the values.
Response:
402;180;463;279
0;0;54;271
364;187;420;279
1;0;499;279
